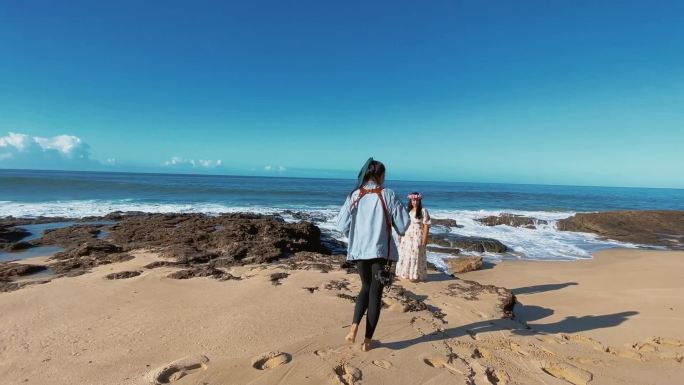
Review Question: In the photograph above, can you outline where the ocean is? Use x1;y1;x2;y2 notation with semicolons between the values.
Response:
2;169;683;265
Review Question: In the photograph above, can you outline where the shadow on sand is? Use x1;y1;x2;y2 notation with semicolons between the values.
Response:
384;274;637;350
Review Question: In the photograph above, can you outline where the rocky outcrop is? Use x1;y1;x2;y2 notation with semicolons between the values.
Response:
446;256;484;273
107;213;324;265
557;210;684;249
168;266;240;281
105;271;141;280
426;246;462;256
430;218;461;228
0;225;31;250
476;213;547;229
430;234;508;253
0;263;47;278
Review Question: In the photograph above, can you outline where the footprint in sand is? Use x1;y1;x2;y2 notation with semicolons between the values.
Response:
251;351;292;370
371;359;393;369
334;363;362;385
541;362;593;385
148;355;209;384
485;367;510;385
422;355;469;376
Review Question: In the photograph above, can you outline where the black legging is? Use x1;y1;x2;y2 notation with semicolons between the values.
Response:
352;258;386;339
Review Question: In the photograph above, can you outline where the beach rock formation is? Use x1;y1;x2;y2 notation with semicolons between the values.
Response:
34;225;103;248
426;246;462;256
557;210;684;249
0;224;31;250
446;256;484;273
430;218;461;227
5;213;328;280
0;262;47;278
105;271;141;280
429;234;508;253
476;213;548;229
107;213;324;263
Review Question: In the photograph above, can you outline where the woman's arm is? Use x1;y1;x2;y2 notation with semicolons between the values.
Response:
386;189;410;235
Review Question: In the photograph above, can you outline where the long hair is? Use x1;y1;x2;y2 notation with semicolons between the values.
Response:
407;191;423;220
350;158;385;196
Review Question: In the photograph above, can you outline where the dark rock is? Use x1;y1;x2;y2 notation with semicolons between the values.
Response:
429;234;508;253
0;263;48;278
34;225;102;248
270;272;290;286
168;266;240;281
476;213;547;229
107;213;323;265
557;210;684;249
0;225;31;246
105;271;141;280
144;261;178;269
5;241;33;251
426;246;462;256
52;240;123;260
430;218;461;228
282;210;327;223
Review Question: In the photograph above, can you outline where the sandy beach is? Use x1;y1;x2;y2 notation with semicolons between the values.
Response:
1;247;683;385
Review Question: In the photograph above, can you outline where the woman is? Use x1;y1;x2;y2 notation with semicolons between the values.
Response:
396;192;431;282
335;158;410;351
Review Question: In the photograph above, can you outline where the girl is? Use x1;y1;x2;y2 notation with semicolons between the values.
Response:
335;158;410;351
396;192;431;282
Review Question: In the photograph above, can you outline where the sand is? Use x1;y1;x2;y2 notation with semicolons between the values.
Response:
1;249;683;385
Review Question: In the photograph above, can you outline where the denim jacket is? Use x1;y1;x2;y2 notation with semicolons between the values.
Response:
335;182;411;261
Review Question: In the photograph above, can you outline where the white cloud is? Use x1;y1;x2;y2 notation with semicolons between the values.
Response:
164;156;222;169
0;131;95;169
264;164;286;173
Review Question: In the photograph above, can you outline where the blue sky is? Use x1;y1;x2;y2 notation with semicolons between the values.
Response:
1;0;682;188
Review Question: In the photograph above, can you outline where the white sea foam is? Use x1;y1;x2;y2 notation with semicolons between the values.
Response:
0;201;643;264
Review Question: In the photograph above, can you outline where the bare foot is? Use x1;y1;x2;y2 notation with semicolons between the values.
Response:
361;338;372;352
345;324;358;344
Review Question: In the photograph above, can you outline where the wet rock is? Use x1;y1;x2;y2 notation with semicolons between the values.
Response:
476;213;547;229
168;266;240;281
34;225;102;248
429;234;508;253
0;263;48;278
0;225;31;248
430;218;461;228
446;256;483;273
557;210;684;249
107;213;323;264
282;210;327;223
426;246;462;256
5;241;33;251
52;240;123;260
105;271;141;280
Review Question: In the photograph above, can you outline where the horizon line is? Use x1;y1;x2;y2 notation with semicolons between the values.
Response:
1;167;683;192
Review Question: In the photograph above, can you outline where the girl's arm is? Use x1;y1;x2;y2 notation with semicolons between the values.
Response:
421;208;431;246
422;224;430;246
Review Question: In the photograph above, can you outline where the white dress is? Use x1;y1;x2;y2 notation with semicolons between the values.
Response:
396;208;431;281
